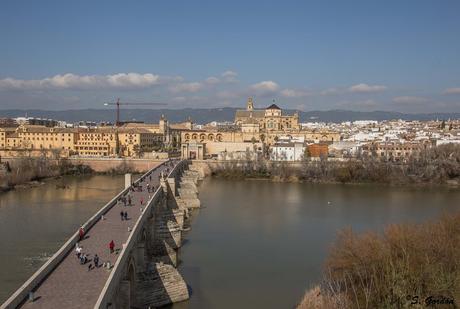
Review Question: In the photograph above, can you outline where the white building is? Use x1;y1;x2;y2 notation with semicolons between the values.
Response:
270;142;305;161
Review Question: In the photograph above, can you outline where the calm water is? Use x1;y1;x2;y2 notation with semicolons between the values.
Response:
173;179;460;309
1;177;460;308
0;175;125;303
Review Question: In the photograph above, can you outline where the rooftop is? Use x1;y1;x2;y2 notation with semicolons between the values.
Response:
266;103;281;110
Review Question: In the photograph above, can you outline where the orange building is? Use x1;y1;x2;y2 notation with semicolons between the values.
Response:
307;143;329;158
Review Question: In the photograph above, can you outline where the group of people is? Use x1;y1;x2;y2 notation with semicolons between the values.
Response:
131;182;143;192
120;211;129;221
74;162;176;272
75;242;100;271
146;183;155;193
118;194;132;207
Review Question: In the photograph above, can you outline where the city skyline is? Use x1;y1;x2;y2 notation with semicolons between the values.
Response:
1;2;460;308
1;0;460;113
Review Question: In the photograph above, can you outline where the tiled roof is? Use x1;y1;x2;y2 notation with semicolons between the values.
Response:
266;103;281;110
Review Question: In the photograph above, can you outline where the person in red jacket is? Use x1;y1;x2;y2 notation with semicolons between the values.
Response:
109;240;115;254
78;227;84;240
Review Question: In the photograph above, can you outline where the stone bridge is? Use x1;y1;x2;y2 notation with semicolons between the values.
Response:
1;159;202;309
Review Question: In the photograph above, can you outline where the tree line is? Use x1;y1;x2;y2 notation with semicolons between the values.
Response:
211;143;460;185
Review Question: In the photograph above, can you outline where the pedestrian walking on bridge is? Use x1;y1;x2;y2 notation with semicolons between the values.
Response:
75;245;82;259
78;227;84;240
109;240;115;254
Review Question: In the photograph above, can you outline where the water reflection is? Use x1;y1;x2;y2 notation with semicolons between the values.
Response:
173;179;460;309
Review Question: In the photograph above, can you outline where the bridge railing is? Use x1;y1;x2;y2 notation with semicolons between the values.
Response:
94;159;188;309
1;160;170;309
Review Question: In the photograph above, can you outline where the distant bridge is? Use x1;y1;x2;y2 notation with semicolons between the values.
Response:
1;159;202;309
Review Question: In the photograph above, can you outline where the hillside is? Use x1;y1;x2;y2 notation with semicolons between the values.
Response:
0;108;458;124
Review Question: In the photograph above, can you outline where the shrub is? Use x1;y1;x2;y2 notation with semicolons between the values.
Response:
300;213;460;308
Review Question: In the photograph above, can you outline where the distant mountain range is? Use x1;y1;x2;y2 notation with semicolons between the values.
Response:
0;108;458;124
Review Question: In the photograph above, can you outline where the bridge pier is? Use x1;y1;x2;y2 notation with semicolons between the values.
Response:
124;173;132;189
127;162;203;308
136;241;146;272
176;170;201;209
116;280;131;309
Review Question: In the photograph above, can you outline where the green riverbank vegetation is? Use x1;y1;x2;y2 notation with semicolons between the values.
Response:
297;213;460;308
211;144;460;185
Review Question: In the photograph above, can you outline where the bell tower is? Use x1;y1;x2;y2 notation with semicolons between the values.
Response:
247;97;254;111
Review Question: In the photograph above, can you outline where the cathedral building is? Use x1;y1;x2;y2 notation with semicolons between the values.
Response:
181;98;340;160
234;97;300;131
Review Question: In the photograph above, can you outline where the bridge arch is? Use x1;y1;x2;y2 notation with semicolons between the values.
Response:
140;227;147;242
127;258;137;307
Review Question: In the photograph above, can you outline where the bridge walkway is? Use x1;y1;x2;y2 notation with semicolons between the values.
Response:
19;161;176;309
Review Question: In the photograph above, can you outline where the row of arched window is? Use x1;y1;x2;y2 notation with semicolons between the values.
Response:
184;133;223;142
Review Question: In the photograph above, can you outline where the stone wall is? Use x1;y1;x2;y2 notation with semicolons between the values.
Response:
0;156;166;173
68;157;165;173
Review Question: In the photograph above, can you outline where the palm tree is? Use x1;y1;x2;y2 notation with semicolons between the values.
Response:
133;144;141;158
260;134;265;143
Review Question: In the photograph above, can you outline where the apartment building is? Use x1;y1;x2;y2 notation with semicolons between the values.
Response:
0;125;164;158
361;141;431;161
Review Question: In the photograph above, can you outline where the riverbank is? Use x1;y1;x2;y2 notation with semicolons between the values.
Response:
207;144;460;186
0;158;88;192
297;212;460;308
0;157;145;193
211;172;460;188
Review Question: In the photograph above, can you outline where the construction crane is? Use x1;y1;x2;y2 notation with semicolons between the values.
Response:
104;98;167;126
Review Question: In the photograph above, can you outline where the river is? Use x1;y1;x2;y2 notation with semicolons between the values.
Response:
1;176;460;307
172;178;460;309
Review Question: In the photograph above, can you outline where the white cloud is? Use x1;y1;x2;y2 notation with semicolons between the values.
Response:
205;76;220;84
392;96;428;104
280;88;310;98
169;82;203;93
250;81;280;95
0;73;168;91
349;83;387;93
443;87;460;95
221;70;238;83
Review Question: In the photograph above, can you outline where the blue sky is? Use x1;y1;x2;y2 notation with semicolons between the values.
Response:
0;0;459;112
